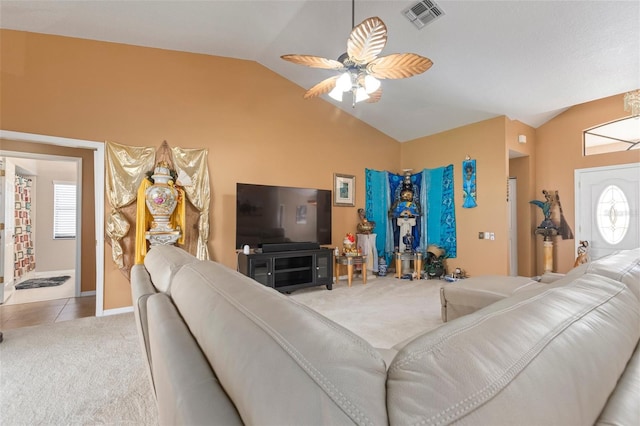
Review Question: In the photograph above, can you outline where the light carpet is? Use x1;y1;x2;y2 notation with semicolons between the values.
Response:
0;313;158;425
0;275;445;424
290;275;445;348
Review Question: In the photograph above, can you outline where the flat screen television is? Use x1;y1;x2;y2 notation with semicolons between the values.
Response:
236;183;332;249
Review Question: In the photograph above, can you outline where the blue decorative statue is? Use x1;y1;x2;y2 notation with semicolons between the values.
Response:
530;189;556;229
389;171;422;219
389;170;422;253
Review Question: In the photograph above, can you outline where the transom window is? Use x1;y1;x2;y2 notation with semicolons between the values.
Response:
584;116;640;156
596;184;630;245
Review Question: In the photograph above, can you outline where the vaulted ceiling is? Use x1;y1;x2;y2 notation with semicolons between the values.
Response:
1;0;638;142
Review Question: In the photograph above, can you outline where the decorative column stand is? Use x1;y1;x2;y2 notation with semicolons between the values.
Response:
535;227;558;273
357;233;378;275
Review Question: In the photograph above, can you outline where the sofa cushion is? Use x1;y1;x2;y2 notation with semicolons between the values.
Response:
596;342;640;425
584;248;640;300
143;245;198;294
387;273;640;425
439;275;545;322
543;249;639;299
170;260;389;425
147;293;243;425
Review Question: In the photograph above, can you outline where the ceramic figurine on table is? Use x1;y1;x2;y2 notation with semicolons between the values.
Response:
343;233;357;255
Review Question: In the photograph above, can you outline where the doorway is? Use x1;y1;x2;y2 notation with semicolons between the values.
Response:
0;130;105;316
575;163;640;261
1;155;80;306
508;177;518;276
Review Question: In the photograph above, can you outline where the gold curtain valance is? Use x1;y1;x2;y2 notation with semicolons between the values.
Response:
171;146;211;260
105;141;156;269
105;140;212;275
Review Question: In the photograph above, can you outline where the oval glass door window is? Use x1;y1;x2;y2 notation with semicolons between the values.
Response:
596;185;630;245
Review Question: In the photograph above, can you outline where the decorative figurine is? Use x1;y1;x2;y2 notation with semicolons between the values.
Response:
402;231;414;253
574;240;589;267
343;233;357;255
356;208;375;234
389;170;422;253
389;171;422;219
529;189;556;230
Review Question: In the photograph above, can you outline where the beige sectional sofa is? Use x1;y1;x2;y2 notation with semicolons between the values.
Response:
131;246;639;425
440;248;640;323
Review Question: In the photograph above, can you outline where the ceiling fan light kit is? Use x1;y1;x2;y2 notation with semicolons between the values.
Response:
282;7;433;108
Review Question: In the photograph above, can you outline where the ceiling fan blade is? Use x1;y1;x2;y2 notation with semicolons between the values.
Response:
347;17;387;65
366;87;382;103
304;75;339;99
367;53;433;79
281;54;344;70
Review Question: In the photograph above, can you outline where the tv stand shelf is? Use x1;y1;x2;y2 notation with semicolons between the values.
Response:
238;248;333;292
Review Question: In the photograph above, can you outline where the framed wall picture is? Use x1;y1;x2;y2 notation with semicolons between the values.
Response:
334;173;355;206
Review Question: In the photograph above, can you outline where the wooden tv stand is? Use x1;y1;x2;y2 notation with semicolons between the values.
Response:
238;248;334;292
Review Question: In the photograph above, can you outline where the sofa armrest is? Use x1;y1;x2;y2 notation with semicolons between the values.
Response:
130;264;157;392
147;294;243;425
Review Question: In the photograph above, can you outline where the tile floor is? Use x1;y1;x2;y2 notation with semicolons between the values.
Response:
0;295;96;330
1;271;96;331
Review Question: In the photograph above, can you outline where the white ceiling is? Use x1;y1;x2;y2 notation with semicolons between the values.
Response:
1;0;639;142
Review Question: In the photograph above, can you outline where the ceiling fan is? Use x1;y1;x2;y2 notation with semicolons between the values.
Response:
281;1;433;107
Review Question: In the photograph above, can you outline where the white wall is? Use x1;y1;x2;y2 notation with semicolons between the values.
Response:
32;159;77;272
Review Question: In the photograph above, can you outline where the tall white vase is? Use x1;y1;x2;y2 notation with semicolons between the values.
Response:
145;163;181;246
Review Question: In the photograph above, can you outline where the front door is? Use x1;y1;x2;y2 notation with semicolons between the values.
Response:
575;163;640;261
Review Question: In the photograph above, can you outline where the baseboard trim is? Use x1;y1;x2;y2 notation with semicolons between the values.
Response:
80;290;96;297
101;306;133;317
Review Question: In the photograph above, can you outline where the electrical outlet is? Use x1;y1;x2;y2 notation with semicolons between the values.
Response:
478;232;484;239
490;232;495;240
484;231;490;239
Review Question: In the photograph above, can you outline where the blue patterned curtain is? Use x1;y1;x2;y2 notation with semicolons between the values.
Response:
365;166;457;262
423;165;457;257
365;169;391;262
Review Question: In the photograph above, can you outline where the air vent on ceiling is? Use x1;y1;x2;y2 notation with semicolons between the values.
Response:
403;0;445;29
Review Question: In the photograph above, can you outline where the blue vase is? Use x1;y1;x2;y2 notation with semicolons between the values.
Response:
378;257;387;276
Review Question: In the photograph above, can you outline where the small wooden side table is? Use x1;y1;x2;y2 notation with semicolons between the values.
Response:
335;255;367;287
395;252;423;279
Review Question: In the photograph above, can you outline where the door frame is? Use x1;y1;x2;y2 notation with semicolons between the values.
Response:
574;162;640;256
0;130;105;316
1;153;82;298
508;177;518;276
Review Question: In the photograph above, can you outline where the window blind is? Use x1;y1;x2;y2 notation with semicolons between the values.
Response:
53;182;76;239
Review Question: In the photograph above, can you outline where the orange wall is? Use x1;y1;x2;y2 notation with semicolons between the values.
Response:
3;29;636;308
400;117;511;276
0;30;399;310
536;93;640;273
